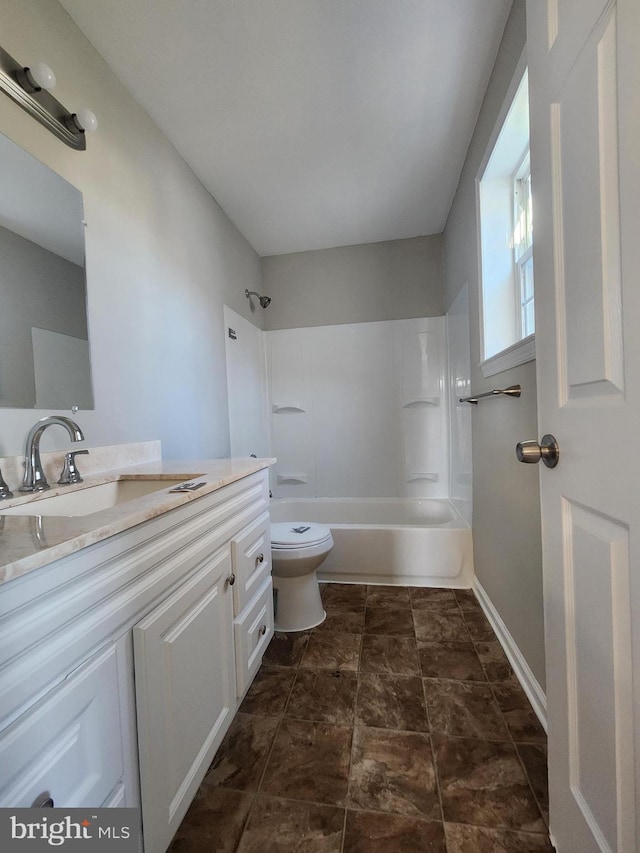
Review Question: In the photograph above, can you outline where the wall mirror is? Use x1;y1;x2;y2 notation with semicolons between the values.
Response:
0;131;93;410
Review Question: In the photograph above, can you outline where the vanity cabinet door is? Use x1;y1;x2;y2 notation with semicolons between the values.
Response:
0;642;124;808
133;547;235;853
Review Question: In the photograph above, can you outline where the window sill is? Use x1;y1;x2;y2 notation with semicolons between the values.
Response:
480;334;535;378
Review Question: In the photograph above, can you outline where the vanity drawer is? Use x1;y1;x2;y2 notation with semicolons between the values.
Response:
234;577;274;697
0;642;124;808
231;512;271;615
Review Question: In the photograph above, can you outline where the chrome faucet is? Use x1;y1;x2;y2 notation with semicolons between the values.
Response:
21;416;85;492
0;467;13;500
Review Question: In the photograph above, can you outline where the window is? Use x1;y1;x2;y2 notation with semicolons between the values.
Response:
513;156;534;338
478;65;535;376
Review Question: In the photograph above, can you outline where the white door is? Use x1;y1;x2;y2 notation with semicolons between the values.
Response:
526;1;639;851
223;305;270;457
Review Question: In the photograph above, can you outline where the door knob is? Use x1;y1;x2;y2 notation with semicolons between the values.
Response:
516;434;559;468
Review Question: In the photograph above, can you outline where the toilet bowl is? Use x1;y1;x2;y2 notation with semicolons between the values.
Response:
270;522;334;632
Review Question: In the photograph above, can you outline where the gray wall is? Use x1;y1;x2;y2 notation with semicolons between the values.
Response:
0;0;262;460
262;235;444;330
0;225;87;409
443;0;546;689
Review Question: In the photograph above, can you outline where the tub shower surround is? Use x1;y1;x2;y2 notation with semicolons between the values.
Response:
266;317;449;501
446;284;472;527
265;316;473;587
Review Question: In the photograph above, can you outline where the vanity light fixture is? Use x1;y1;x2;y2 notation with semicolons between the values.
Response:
16;61;57;93
0;46;98;150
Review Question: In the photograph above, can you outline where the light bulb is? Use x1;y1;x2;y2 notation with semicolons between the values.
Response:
75;107;98;133
28;61;56;91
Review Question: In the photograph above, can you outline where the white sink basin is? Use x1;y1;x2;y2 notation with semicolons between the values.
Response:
0;479;192;518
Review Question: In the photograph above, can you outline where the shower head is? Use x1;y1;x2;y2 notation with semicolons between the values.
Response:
245;289;272;309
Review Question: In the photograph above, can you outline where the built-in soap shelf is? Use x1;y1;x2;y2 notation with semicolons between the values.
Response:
272;404;306;414
406;473;440;483
276;473;309;485
402;398;439;408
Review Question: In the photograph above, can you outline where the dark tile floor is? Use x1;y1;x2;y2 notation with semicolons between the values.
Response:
170;584;553;852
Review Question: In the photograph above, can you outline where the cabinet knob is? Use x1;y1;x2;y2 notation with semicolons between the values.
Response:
256;553;264;566
227;573;236;587
260;624;267;635
32;792;54;808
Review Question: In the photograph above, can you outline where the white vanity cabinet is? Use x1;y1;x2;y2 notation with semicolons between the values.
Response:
0;466;273;853
133;501;274;853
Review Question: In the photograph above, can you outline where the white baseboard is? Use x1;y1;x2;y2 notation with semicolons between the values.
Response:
473;578;547;732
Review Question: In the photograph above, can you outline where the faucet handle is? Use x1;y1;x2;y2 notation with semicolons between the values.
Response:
58;450;89;485
0;467;14;500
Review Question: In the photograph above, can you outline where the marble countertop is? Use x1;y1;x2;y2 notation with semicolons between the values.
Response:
0;457;275;586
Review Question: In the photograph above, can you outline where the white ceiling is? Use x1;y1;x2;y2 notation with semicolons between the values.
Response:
59;0;512;257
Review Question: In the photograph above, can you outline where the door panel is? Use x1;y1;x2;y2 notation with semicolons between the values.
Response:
551;11;623;402
546;0;611;67
563;500;633;851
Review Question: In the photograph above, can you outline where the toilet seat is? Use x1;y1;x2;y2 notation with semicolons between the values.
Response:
271;522;332;549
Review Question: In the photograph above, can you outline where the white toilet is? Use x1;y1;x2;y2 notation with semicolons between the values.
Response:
270;522;334;632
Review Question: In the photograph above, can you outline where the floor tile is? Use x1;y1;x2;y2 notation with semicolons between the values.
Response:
413;610;470;642
366;585;412;609
492;684;547;743
418;641;486;681
453;589;484;612
263;631;311;667
409;588;459;611
237;795;344;853
313;609;365;634
286;668;358;725
349;726;440;818
360;634;420;675
433;735;546;833
168;788;254;853
323;602;366;618
205;713;279;792
475;641;517;683
239;666;296;716
364;606;415;636
444;823;553;852
322;584;367;611
461;610;495;641
261;718;352;806
300;632;361;671
343;810;446;853
424;679;508;740
356;672;429;732
517;743;549;818
171;584;552;852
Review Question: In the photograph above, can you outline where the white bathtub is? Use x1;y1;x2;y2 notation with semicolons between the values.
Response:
269;498;473;587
